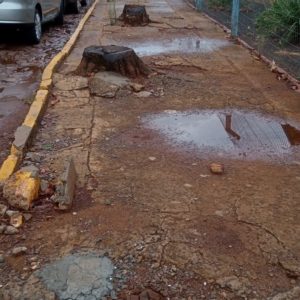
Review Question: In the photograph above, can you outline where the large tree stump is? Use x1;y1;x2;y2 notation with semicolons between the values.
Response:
76;45;150;78
119;5;150;26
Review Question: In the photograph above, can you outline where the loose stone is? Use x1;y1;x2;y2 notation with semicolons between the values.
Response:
0;204;7;216
10;213;24;228
12;246;27;256
210;163;224;175
4;226;19;235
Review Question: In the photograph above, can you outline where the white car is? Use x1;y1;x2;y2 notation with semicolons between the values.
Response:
0;0;87;44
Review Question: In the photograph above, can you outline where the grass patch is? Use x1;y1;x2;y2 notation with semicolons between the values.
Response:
256;0;300;44
207;0;250;10
208;0;232;9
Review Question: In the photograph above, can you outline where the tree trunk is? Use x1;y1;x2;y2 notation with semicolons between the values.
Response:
76;45;150;78
119;5;150;26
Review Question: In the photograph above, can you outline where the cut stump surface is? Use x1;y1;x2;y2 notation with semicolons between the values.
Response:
76;45;150;78
119;5;150;26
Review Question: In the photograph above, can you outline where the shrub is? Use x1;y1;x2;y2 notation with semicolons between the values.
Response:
207;0;249;10
208;0;232;9
256;0;300;44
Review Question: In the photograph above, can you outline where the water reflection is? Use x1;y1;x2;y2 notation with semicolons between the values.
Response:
282;124;300;146
143;110;300;159
124;37;229;56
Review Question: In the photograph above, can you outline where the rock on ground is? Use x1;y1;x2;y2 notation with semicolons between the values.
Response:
53;158;77;211
216;275;251;297
4;225;19;235
11;246;27;256
0;203;7;216
3;166;40;210
268;286;300;300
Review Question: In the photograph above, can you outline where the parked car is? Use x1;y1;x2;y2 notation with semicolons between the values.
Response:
0;0;65;44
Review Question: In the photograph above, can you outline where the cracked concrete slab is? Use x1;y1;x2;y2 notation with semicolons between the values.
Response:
53;75;89;91
54;106;93;130
2;0;300;299
37;254;114;300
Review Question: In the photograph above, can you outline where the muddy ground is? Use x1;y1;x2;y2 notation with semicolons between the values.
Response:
0;2;92;166
1;0;300;299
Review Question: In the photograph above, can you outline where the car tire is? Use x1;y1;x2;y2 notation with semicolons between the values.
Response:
27;9;42;44
54;0;64;25
67;1;80;14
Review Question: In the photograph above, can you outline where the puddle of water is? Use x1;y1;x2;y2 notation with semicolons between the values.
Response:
123;37;229;57
143;110;300;160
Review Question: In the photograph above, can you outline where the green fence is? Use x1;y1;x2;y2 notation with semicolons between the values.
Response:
193;0;300;80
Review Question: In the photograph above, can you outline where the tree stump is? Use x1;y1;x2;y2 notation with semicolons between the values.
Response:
119;5;150;26
76;45;150;78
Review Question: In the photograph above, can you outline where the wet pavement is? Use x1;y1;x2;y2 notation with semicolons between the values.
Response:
0;4;92;166
1;0;300;299
143;109;300;161
118;36;229;57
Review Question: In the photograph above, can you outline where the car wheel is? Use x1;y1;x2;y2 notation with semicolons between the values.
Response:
67;0;80;14
54;0;64;25
27;9;42;44
80;0;87;6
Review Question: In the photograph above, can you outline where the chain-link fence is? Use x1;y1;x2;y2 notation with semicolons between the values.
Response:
192;0;300;80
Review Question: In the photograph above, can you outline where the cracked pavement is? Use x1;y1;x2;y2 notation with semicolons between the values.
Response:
1;0;300;299
37;254;114;300
0;2;92;167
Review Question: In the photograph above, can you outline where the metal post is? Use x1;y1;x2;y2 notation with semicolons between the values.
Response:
196;0;203;11
231;0;240;37
108;0;116;25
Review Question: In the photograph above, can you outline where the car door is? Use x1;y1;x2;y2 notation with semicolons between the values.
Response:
41;0;60;21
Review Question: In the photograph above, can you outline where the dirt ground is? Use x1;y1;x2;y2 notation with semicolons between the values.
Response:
1;0;300;299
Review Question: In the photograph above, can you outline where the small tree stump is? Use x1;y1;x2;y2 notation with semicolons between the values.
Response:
119;5;150;26
76;45;150;78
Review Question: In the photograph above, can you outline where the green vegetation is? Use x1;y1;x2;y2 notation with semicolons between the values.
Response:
208;0;232;9
256;0;300;44
207;0;249;10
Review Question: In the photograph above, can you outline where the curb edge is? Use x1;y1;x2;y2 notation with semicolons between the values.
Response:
0;0;99;183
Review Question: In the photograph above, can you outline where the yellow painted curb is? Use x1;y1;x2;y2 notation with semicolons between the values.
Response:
3;168;40;210
40;79;52;90
23;90;49;128
0;155;20;183
0;0;99;182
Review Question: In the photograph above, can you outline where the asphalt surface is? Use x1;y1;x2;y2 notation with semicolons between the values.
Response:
0;4;91;166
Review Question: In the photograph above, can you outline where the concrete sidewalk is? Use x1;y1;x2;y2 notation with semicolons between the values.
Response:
1;0;300;299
